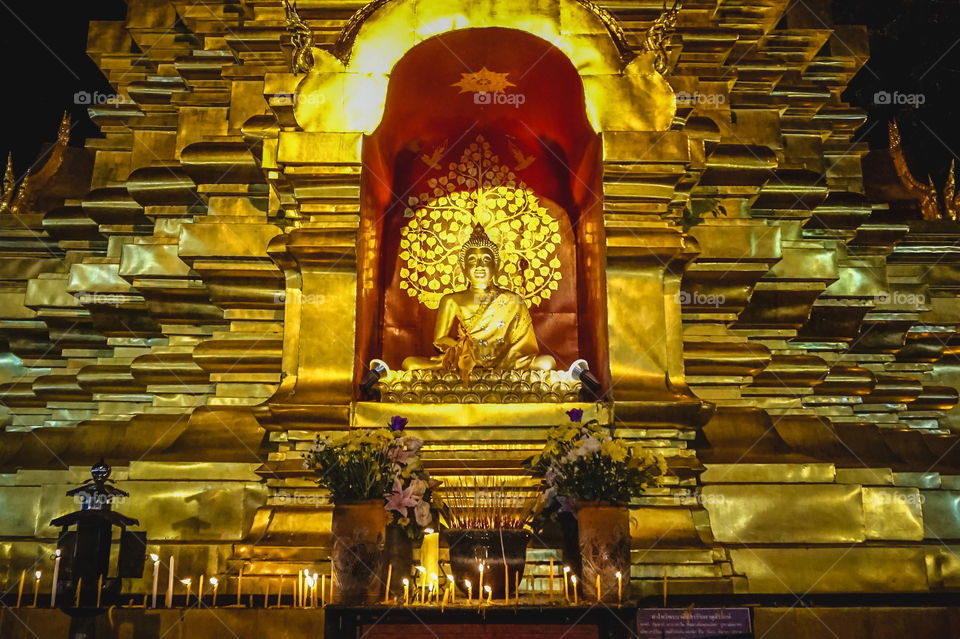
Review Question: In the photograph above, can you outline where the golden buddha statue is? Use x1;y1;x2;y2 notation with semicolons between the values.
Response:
402;224;556;381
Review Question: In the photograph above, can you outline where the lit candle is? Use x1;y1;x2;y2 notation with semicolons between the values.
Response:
446;575;455;604
384;564;392;603
430;573;438;604
563;566;570;602
428;581;435;605
595;574;601;602
96;575;103;609
465;579;472;604
74;577;81;608
16;569;25;607
312;573;319;607
484;584;492;604
304;574;314;608
151;554;160;608
181;578;192;606
32;571;41;607
51;549;61;607
210;578;219;607
616;571;622;604
548;558;554;602
402;578;409;605
571;575;578;605
416;566;426;604
420;529;440;585
478;562;484;599
166;556;175;607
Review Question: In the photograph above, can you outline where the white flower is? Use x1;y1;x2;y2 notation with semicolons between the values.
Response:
414;499;432;527
410;479;428;498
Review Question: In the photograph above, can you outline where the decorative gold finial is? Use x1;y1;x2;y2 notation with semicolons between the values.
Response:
57;112;72;146
282;0;315;73
643;0;682;74
1;153;14;212
458;224;499;270
889;120;957;221
10;172;32;216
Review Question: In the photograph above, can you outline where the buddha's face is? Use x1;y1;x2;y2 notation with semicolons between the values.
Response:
463;247;498;289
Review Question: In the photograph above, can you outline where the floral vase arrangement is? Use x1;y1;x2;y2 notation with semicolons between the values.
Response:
304;415;433;604
525;408;667;603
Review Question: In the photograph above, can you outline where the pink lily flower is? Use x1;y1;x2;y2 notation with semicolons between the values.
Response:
384;478;420;517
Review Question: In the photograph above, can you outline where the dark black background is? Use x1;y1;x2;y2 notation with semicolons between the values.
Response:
1;1;958;187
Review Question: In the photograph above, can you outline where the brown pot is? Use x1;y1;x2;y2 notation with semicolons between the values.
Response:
331;500;387;605
577;503;630;604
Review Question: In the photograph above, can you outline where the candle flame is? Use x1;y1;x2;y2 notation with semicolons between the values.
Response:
181;578;191;586
570;575;577;584
464;580;471;588
34;571;41;580
415;565;426;573
615;571;621;578
402;578;409;586
209;578;218;587
55;549;61;557
563;566;570;574
483;585;491;593
151;554;159;562
423;528;434;534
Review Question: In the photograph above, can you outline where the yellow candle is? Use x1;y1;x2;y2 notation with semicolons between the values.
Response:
384;564;392;603
515;571;520;605
96;575;103;609
420;529;440;585
616;571;622;604
298;569;303;608
181;579;191;606
662;567;667;607
198;574;204;602
330;568;335;605
264;577;270;608
446;574;455;604
402;578;409;605
417;566;426;603
32;571;40;607
430;573;438;604
563;566;570;602
477;563;484;599
595;574;601;602
504;564;510;605
210;578;219;607
320;574;325;606
548;558;554;602
571;575;578;605
16;569;25;607
276;575;282;608
74;577;82;608
237;566;243;603
484;585;492;604
465;579;472;604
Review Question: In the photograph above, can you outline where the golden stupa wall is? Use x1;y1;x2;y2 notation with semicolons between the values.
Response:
0;0;958;600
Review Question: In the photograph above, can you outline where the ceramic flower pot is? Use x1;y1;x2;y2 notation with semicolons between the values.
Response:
443;528;530;599
577;502;630;603
331;500;387;604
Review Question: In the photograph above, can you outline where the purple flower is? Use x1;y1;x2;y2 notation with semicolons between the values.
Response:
389;415;408;431
566;408;583;423
557;495;578;514
385;478;420;517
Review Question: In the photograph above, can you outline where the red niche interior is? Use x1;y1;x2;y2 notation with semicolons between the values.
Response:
355;27;608;391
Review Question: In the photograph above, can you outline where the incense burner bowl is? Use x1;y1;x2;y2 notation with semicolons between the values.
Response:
443;528;530;599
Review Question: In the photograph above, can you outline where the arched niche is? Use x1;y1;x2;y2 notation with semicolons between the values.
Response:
354;27;610;388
